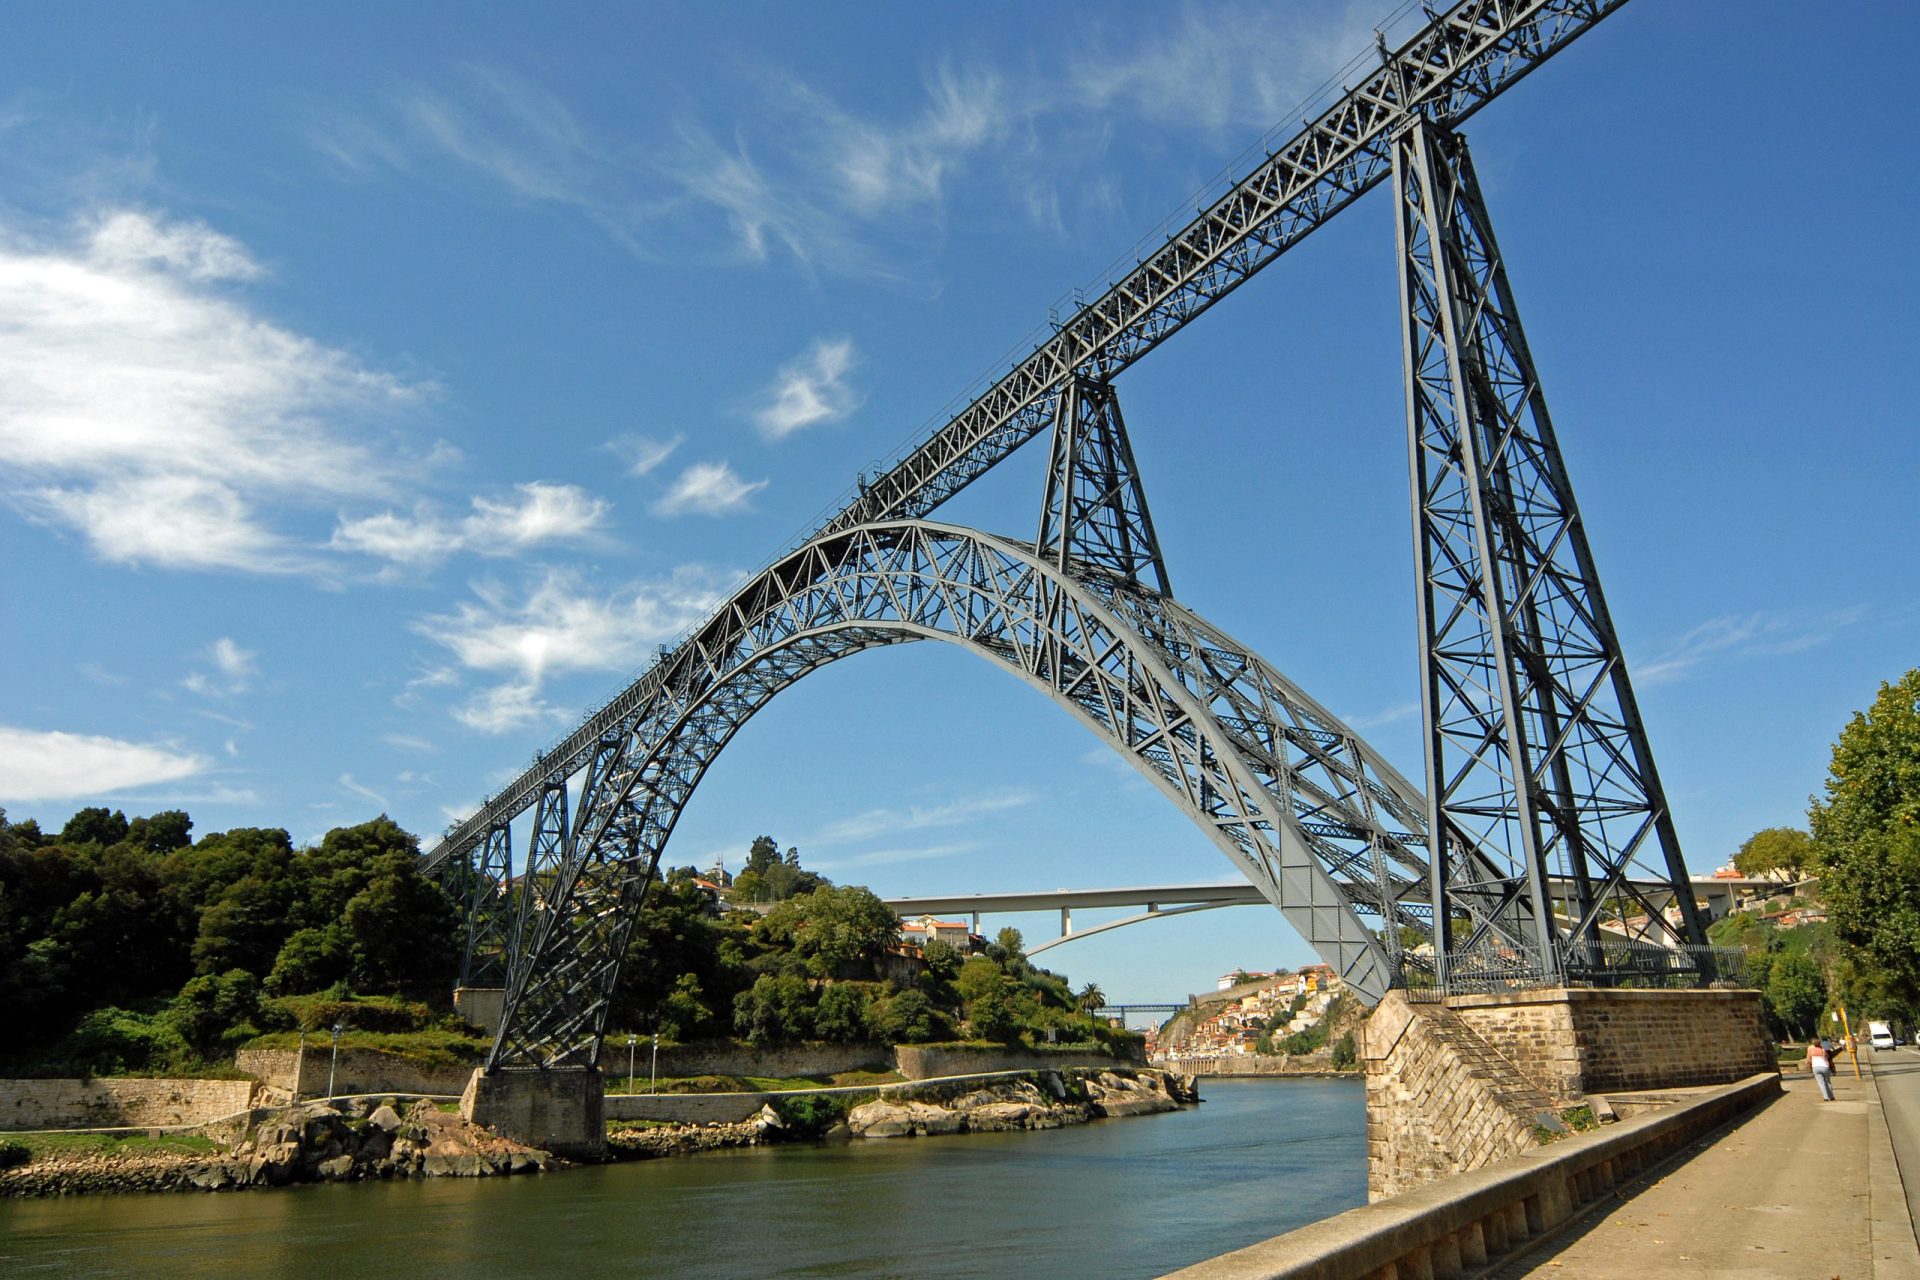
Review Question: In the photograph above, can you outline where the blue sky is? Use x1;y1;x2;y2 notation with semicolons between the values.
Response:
1;1;1914;1005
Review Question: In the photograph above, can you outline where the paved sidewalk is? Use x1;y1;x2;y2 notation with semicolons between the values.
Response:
1491;1065;1920;1278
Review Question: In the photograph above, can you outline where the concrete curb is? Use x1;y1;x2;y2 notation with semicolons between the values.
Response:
1861;1059;1920;1279
1161;1072;1780;1280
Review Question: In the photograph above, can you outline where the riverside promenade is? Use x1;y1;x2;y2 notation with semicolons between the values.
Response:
1486;1059;1920;1278
1169;1052;1920;1279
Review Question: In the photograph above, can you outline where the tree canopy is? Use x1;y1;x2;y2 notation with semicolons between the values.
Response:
1733;827;1816;881
0;808;460;1075
1810;668;1920;1010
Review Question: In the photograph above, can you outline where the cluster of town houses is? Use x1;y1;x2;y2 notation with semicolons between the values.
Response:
1146;965;1342;1062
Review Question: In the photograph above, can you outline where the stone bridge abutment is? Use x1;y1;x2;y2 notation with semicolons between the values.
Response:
1363;985;1776;1200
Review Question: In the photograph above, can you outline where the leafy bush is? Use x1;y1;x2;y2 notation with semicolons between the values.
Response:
1329;1031;1357;1070
812;982;878;1044
770;1092;864;1137
268;993;436;1033
0;1139;30;1169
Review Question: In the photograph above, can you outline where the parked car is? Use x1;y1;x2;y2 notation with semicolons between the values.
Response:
1868;1021;1896;1052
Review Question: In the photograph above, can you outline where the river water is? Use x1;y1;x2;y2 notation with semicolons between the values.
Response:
0;1078;1365;1278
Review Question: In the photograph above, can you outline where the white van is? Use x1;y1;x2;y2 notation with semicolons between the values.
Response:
1869;1021;1896;1051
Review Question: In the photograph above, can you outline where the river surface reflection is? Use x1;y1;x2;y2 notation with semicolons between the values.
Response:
0;1077;1365;1278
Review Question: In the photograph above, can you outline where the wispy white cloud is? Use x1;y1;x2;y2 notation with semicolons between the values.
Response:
1636;607;1870;685
0;725;207;801
78;662;127;687
339;772;390;812
183;636;259;698
1344;700;1418;732
331;480;609;568
1067;2;1380;133
652;461;768;517
450;680;562;735
308;7;1373;281
383;732;439;753
809;841;976;873
0;209;430;573
809;789;1037;847
751;337;861;439
417;566;730;733
608;432;683;477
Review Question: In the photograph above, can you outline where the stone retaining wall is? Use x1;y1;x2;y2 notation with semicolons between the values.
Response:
0;1078;259;1132
1447;988;1775;1099
893;1045;1136;1079
1363;992;1560;1201
606;1091;771;1125
1361;986;1779;1200
233;1049;474;1099
1163;1072;1781;1280
595;1041;890;1081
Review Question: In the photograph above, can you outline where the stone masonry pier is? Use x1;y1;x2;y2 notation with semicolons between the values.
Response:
1364;986;1774;1200
461;1067;605;1159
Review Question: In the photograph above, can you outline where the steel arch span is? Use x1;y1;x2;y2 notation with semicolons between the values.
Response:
488;520;1444;1069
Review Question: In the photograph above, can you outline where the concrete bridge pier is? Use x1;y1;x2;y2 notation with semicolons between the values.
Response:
461;1066;606;1159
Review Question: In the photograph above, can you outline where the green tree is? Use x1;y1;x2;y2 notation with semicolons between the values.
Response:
59;807;129;848
266;925;351;994
1765;950;1827;1039
990;927;1026;967
920;937;963;983
339;855;459;998
965;970;1021;1043
753;884;898;977
170;968;263;1053
1810;669;1920;1008
1077;982;1106;1014
1734;827;1817;881
812;983;874;1043
874;989;942;1044
733;973;815;1044
127;811;193;854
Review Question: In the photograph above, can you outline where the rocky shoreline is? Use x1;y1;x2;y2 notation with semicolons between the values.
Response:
0;1097;553;1199
2;1068;1198;1195
847;1067;1197;1137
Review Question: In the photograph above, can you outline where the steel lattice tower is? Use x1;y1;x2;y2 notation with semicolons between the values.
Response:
1393;117;1710;988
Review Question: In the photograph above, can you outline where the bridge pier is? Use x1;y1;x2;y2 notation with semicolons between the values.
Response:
1363;987;1775;1201
461;1066;606;1159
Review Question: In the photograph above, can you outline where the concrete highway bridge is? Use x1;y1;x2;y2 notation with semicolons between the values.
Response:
883;875;1784;957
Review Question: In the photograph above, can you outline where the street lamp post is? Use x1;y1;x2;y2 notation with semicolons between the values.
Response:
327;1022;344;1101
626;1035;637;1094
650;1032;659;1095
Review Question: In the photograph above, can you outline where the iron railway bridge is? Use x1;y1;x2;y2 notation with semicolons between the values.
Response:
422;0;1720;1082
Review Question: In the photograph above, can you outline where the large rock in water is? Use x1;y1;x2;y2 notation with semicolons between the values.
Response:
1086;1071;1179;1118
846;1099;965;1138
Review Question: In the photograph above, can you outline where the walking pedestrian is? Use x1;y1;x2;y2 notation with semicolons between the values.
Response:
1807;1038;1835;1101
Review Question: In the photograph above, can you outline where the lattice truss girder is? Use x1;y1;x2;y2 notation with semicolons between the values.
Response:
422;2;1630;882
486;521;1470;1068
1393;116;1706;978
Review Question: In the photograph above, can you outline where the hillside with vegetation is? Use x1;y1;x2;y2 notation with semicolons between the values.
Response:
0;813;1134;1078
